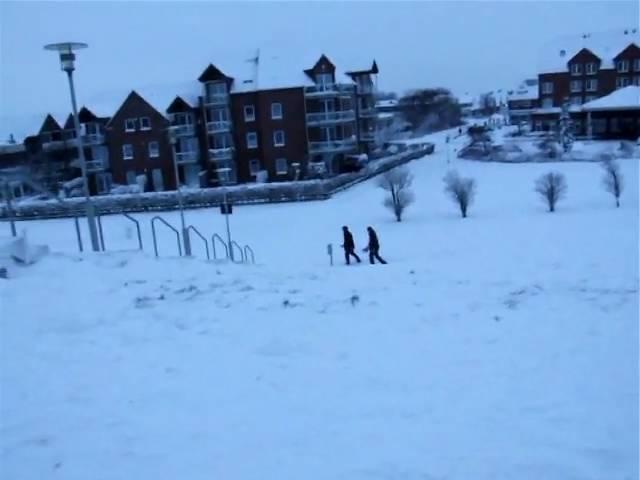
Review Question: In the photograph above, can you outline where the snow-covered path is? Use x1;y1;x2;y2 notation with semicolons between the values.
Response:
1;131;638;479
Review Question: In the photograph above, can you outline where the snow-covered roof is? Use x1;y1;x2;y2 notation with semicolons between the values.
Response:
538;28;639;74
508;82;539;101
582;86;640;111
375;99;398;108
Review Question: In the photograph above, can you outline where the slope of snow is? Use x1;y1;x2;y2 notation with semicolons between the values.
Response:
582;85;640;111
1;129;638;480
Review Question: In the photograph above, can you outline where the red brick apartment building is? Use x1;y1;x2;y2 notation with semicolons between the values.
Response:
532;28;640;136
1;51;379;196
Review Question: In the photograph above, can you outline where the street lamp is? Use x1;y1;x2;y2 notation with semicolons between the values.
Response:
44;42;100;252
167;127;192;256
216;167;234;261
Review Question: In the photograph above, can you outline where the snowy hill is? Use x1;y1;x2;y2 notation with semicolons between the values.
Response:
1;129;638;479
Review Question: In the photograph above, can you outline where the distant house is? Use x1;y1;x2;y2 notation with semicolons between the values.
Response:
532;27;640;134
507;79;539;127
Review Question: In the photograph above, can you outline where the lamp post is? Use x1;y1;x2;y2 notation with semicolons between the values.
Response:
44;42;100;252
216;167;234;261
167;127;191;256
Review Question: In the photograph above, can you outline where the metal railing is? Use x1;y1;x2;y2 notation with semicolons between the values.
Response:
175;151;199;164
170;124;195;137
209;147;234;162
243;245;255;264
204;93;229;106
207;121;232;134
308;139;358;153
304;83;355;97
306;110;356;125
186;225;210;260
211;233;229;260
123;213;143;250
151;215;182;258
96;214;106;251
230;240;244;264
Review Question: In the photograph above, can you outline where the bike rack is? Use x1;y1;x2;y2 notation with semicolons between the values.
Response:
187;225;210;261
243;245;256;264
73;216;83;253
211;233;229;261
96;214;106;251
123;213;143;251
151;216;182;258
230;240;245;263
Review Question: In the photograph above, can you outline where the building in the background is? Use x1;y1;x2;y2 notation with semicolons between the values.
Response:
578;85;640;139
507;79;539;128
531;28;640;133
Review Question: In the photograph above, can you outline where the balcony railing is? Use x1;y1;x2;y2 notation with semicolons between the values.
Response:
208;147;234;162
175;151;199;164
306;110;356;126
308;139;358;153
170;124;195;137
204;93;229;106
82;133;105;145
207;120;232;134
85;160;105;172
304;83;355;97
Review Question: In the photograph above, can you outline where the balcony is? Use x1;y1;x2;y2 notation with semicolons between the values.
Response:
358;107;377;117
204;93;229;106
207;120;232;134
308;139;358;153
208;147;234;162
175;151;199;165
82;133;105;145
306;110;356;126
304;83;355;97
85;160;105;172
170;124;195;137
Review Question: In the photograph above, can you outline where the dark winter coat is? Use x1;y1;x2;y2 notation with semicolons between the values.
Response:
343;230;355;250
367;228;380;250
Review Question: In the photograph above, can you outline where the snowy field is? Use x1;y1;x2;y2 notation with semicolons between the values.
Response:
1;130;638;479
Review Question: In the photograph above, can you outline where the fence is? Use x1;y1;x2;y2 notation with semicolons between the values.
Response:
0;148;431;220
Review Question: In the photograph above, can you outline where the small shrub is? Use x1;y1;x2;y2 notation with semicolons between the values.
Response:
443;170;476;218
535;171;567;212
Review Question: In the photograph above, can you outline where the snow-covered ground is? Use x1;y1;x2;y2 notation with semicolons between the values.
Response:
1;130;638;479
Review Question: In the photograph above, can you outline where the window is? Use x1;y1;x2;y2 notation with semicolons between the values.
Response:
96;173;113;194
122;144;134;160
542;82;553;94
570;80;582;93
570;63;582;75
271;102;283;119
249;159;260;175
275;158;288;175
570;96;582;106
246;132;258;149
140;117;151;130
125;118;136;132
634;59;640;72
126;171;137;185
617;60;629;72
273;130;285;147
610;118;619;133
148;141;159;158
586;62;598;75
244;105;255;122
616;77;631;88
633;76;640;86
542;98;553;108
585;79;598;92
316;73;333;85
585;95;597;103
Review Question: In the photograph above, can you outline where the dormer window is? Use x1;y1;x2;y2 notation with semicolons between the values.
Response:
617;60;630;73
316;73;333;85
570;64;582;76
586;62;598;75
634;59;640;72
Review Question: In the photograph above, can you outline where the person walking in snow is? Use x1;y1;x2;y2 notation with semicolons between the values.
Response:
364;226;387;264
342;226;361;265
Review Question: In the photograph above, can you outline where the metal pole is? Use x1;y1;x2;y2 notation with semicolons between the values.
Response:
66;70;100;252
223;187;233;262
2;182;17;237
171;140;191;256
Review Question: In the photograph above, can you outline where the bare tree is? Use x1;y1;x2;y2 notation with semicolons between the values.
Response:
535;171;567;212
443;170;476;218
378;167;414;222
601;156;624;207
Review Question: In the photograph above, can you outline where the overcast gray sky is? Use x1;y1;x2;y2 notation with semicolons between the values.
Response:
0;0;637;139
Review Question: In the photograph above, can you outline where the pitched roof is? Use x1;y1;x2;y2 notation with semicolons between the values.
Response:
38;114;62;134
538;28;640;74
508;81;539;101
582;85;640;111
